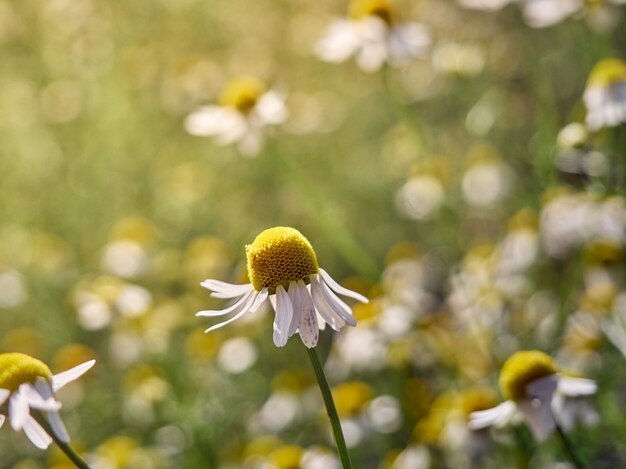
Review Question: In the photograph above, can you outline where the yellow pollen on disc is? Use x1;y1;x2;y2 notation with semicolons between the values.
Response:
0;353;52;392
218;76;266;113
246;227;319;292
499;350;557;402
349;0;394;23
586;58;626;88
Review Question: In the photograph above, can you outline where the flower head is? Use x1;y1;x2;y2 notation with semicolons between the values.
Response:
0;352;95;449
468;350;596;441
584;58;626;131
315;0;430;73
184;76;287;156
198;227;368;348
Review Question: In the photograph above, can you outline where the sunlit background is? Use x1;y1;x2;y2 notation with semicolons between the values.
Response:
1;0;626;467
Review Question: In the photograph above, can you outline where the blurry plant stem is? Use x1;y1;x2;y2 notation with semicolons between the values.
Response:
554;421;585;469
306;346;353;469
513;426;532;469
33;413;90;468
274;151;379;282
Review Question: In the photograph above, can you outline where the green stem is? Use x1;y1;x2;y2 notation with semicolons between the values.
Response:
554;421;585;469
34;413;91;469
305;346;353;469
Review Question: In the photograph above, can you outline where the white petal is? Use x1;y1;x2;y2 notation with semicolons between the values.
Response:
273;285;294;347
46;411;70;443
22;415;53;449
297;280;319;348
249;288;269;313
9;390;30;431
557;376;597;396
255;91;288;125
20;383;61;412
201;280;252;298
314;19;361;63
319;268;368;303
237;127;264;157
311;276;345;331
51;360;96;392
468;400;518;430
0;389;9;406
517;374;558;442
317;275;357;327
204;292;256;333
0;414;5;428
184;106;229;136
288;281;302;337
197;290;254;317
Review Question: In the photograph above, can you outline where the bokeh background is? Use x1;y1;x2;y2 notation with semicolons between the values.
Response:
1;0;626;467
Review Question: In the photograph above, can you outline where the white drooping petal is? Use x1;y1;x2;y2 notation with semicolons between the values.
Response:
197;289;255;317
202;280;252;299
204;292;257;333
273;285;294;347
517;374;558;442
468;400;518;430
319;269;369;303
237;126;264;157
315;19;362;63
0;389;9;406
213;111;249;146
288;281;303;337
184;106;230;136
255;91;288;125
557;376;597;396
22;415;53;449
311;275;346;331
249;288;269;313
387;23;431;64
0;414;4;428
51;360;96;393
46;411;70;443
316;275;357;327
20;383;61;412
297;280;319;348
9;390;30;431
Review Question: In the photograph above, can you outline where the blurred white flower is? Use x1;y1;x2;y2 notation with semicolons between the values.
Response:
0;353;95;449
469;351;596;441
185;76;287;156
395;175;445;220
315;0;430;73
583;58;626;131
521;0;581;28
217;337;258;374
462;159;513;208
198;227;367;348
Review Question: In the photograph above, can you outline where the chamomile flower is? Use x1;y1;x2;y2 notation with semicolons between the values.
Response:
314;0;431;73
0;353;95;449
583;58;626;131
468;350;596;442
198;227;368;348
184;76;288;156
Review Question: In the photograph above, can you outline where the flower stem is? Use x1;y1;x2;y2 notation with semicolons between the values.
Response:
33;413;91;469
554;421;585;469
305;346;353;469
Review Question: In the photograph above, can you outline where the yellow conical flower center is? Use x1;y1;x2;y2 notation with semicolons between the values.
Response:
246;227;319;292
218;76;266;113
269;445;304;469
586;58;626;88
349;0;393;23
499;350;557;402
0;353;52;392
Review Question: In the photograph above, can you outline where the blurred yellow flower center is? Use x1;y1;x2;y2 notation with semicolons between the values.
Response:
246;227;319;292
349;0;393;23
218;76;266;113
499;351;557;401
586;58;626;88
0;353;52;392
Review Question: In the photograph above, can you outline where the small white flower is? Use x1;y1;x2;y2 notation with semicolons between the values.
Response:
184;76;288;156
583;58;626;131
315;0;430;73
198;227;368;348
0;353;95;449
468;350;596;442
